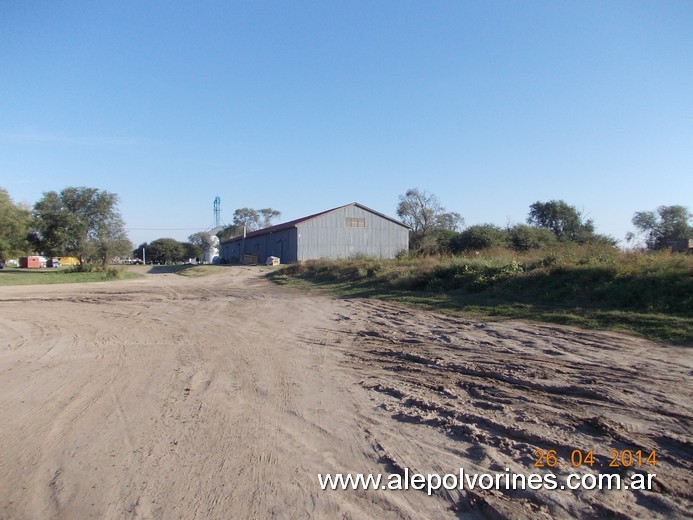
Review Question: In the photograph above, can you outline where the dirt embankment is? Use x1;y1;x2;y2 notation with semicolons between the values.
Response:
0;266;690;519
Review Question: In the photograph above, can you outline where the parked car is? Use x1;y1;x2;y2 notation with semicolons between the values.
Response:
48;258;61;268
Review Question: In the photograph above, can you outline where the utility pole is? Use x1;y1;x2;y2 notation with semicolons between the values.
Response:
242;225;246;263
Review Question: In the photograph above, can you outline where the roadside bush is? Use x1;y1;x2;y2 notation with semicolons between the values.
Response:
276;248;692;315
57;262;125;279
433;229;459;254
409;228;460;255
452;224;509;252
509;224;557;251
418;258;524;292
105;266;124;279
63;262;101;273
271;248;693;342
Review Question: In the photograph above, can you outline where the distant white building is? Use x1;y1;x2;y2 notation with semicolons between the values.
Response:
204;235;220;264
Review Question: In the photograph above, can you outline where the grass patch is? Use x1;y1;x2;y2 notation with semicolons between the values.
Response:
267;248;693;344
142;264;229;277
174;265;222;277
0;266;141;286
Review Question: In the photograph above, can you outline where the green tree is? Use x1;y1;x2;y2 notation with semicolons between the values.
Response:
527;200;595;243
133;242;147;262
217;225;243;241
146;238;185;264
30;191;70;256
218;206;282;239
397;188;464;254
188;231;215;251
33;187;131;268
628;205;692;250
508;224;557;251
233;208;261;231
0;188;32;261
432;228;459;255
259;208;281;228
453;224;509;252
182;242;203;261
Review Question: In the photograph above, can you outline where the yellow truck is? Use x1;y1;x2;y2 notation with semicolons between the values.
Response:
58;257;81;266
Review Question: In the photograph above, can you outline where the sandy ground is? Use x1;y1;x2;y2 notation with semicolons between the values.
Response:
0;266;690;519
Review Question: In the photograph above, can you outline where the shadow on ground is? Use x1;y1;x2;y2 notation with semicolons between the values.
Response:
147;265;198;274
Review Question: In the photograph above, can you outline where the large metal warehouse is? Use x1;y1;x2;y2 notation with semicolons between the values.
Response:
220;202;409;264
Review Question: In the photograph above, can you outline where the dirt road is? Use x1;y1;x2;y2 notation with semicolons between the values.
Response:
0;267;690;519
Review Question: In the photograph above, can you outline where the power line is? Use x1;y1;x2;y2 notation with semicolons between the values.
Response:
126;227;209;231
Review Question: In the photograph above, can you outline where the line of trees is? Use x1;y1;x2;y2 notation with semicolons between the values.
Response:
132;231;223;264
0;188;32;262
2;184;690;265
627;205;692;250
133;238;203;265
396;188;463;254
1;187;284;267
134;206;284;264
217;207;282;240
1;186;132;267
397;188;692;254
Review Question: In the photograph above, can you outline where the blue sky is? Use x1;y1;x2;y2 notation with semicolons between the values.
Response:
1;1;691;247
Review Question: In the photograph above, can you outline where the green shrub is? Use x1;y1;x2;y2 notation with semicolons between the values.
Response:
509;224;557;251
62;262;100;273
105;267;123;279
453;224;509;252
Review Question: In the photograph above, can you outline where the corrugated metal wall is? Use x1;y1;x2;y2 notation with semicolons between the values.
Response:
296;205;408;261
220;228;298;263
220;240;242;261
240;228;298;263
